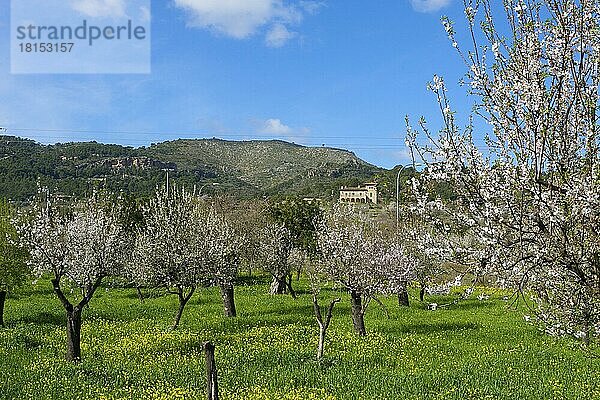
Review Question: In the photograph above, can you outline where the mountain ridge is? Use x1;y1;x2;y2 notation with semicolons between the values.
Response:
0;135;389;201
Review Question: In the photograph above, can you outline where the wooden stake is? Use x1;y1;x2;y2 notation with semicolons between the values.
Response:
203;342;219;400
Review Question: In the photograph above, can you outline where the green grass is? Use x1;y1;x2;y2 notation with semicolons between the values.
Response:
1;277;599;400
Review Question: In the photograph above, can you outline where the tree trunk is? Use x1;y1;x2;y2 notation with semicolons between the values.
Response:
398;283;409;307
317;326;327;360
219;283;236;317
286;275;297;299
313;295;340;361
136;287;144;303
51;276;104;362
582;312;591;346
419;282;426;302
66;308;83;362
172;301;186;330
350;290;366;336
0;291;6;327
269;276;287;295
172;287;195;330
173;297;188;330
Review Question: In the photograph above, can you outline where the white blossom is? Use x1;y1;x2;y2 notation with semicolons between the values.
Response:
408;0;600;344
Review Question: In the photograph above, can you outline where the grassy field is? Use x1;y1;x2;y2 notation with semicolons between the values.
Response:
1;276;599;400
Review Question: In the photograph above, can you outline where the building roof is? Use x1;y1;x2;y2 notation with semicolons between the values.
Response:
340;188;370;192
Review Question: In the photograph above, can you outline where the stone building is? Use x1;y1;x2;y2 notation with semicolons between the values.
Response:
339;182;378;204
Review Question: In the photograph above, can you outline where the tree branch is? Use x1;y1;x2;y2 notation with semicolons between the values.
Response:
51;278;73;312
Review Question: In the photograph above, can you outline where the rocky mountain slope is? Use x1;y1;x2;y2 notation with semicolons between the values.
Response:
0;136;385;201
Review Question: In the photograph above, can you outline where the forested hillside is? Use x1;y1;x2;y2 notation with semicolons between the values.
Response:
0;136;385;201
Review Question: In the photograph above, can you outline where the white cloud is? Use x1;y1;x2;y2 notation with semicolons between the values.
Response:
260;118;293;135
257;118;310;143
173;0;320;46
266;23;296;47
409;0;451;13
70;0;126;18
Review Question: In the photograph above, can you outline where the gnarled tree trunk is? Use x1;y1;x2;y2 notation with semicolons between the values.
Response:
350;290;366;336
270;276;287;295
219;283;236;317
66;308;83;362
52;277;103;362
269;275;296;298
0;291;6;327
398;282;409;307
286;274;297;299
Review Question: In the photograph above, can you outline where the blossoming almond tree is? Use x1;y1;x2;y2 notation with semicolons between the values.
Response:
408;0;599;343
400;196;497;302
397;207;446;302
130;186;209;329
18;191;124;361
203;207;240;317
317;204;414;336
260;222;297;297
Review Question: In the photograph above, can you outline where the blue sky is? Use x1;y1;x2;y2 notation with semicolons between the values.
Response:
0;0;476;168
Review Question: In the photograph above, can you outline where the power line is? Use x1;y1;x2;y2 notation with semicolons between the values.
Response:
1;126;497;151
7;127;495;143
